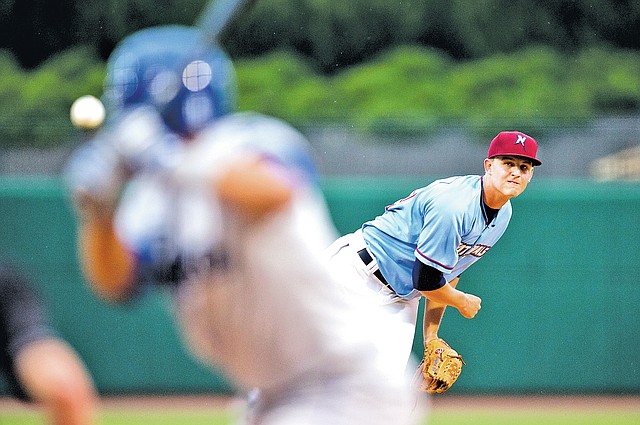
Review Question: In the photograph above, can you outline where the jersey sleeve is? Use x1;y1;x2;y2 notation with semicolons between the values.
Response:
414;195;465;274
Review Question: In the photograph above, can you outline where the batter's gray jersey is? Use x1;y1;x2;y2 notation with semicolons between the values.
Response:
112;112;420;425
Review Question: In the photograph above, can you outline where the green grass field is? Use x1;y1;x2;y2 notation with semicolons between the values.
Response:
1;408;638;425
430;411;640;425
0;411;230;425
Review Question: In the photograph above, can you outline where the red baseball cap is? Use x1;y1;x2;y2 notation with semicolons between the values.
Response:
487;131;542;166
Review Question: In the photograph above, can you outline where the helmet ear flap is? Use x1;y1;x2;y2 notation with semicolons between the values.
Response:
161;85;216;137
160;52;237;137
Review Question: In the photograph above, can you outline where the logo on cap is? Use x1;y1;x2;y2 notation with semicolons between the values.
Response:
488;130;541;166
515;134;527;151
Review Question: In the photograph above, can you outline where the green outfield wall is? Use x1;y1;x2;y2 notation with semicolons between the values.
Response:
0;176;639;396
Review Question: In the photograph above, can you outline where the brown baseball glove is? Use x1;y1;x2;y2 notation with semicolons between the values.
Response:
413;338;464;394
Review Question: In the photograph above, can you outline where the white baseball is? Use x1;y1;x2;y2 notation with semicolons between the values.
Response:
70;95;106;130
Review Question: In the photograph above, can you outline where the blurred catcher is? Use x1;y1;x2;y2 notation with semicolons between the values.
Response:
0;262;97;425
65;25;419;425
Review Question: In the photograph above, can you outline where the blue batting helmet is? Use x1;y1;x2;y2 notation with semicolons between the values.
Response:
104;25;237;136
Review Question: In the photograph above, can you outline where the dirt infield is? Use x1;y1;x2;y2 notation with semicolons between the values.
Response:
2;393;639;413
96;394;640;412
429;394;640;412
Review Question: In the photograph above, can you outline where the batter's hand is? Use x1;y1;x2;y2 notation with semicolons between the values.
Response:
458;293;481;318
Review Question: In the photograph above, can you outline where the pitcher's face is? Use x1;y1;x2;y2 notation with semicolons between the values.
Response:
484;156;534;200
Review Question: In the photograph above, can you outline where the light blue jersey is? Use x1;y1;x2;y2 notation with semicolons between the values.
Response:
362;175;512;300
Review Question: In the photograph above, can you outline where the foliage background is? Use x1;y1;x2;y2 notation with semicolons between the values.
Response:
0;0;638;148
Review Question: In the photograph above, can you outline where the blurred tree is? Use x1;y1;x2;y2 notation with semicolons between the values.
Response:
0;0;638;73
0;47;104;147
0;0;205;69
580;0;640;49
223;0;454;73
0;0;77;68
223;0;640;73
72;0;205;61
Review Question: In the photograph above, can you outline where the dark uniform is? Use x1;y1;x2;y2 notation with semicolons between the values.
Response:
0;263;56;400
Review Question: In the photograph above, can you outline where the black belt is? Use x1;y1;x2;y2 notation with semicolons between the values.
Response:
357;248;390;287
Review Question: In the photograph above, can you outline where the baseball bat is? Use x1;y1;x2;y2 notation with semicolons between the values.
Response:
196;0;258;44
